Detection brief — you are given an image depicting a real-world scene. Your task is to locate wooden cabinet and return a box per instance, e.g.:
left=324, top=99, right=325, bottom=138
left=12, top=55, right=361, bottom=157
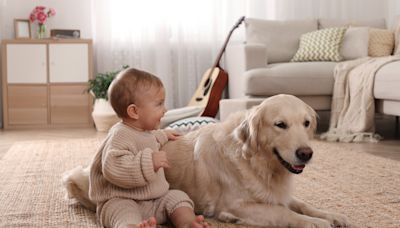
left=2, top=39, right=93, bottom=129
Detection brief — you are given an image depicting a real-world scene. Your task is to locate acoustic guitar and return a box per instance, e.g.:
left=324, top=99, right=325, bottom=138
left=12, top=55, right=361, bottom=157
left=188, top=16, right=245, bottom=117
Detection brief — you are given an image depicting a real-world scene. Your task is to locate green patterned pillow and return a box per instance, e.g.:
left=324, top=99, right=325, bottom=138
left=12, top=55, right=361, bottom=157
left=291, top=27, right=347, bottom=62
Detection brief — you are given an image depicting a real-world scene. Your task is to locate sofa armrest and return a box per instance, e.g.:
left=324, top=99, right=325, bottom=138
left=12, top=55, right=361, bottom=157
left=225, top=43, right=267, bottom=98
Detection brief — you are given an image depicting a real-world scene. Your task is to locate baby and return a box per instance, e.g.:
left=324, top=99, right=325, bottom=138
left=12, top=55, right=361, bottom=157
left=88, top=68, right=209, bottom=228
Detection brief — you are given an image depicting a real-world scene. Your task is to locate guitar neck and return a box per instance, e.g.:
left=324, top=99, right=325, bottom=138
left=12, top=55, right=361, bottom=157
left=208, top=16, right=245, bottom=74
left=211, top=28, right=237, bottom=68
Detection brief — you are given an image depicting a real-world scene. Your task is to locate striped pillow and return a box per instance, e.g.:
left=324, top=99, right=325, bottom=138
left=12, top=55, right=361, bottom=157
left=291, top=27, right=347, bottom=62
left=166, top=117, right=218, bottom=134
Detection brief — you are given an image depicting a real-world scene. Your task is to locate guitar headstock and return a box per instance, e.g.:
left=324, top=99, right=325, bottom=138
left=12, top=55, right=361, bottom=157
left=233, top=16, right=245, bottom=29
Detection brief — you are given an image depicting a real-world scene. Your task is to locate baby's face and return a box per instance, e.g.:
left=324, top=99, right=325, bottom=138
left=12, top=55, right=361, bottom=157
left=135, top=86, right=167, bottom=130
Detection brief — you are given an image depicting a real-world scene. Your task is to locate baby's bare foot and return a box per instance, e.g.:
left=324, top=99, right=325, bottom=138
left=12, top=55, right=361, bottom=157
left=136, top=217, right=157, bottom=228
left=189, top=215, right=210, bottom=228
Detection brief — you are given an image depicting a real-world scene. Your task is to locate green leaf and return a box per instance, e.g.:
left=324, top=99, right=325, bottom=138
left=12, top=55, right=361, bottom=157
left=87, top=65, right=129, bottom=100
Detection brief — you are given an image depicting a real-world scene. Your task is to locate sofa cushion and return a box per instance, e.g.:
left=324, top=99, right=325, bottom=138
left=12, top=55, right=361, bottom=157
left=318, top=18, right=386, bottom=29
left=245, top=18, right=318, bottom=64
left=368, top=28, right=394, bottom=57
left=244, top=62, right=337, bottom=96
left=340, top=27, right=369, bottom=60
left=291, top=27, right=347, bottom=62
left=374, top=61, right=400, bottom=100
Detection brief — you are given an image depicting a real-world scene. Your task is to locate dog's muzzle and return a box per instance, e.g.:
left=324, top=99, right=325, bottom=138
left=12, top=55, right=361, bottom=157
left=273, top=148, right=312, bottom=174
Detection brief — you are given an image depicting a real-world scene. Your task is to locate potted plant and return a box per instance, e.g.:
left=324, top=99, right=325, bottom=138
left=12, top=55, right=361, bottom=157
left=88, top=65, right=128, bottom=131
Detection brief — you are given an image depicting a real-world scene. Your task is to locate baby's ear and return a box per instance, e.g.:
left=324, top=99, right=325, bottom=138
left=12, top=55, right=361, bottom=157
left=126, top=104, right=139, bottom=119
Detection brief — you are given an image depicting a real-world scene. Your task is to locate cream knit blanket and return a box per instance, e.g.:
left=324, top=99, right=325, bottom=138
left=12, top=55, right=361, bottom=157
left=321, top=55, right=400, bottom=143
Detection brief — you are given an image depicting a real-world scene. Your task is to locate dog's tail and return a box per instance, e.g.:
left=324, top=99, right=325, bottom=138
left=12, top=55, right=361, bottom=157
left=62, top=166, right=96, bottom=212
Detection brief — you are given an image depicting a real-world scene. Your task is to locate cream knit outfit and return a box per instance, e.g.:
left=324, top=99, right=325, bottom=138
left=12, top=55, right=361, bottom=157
left=89, top=122, right=193, bottom=227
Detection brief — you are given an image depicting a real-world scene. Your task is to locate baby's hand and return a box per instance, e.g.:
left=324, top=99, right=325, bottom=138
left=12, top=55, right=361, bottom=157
left=152, top=150, right=170, bottom=172
left=164, top=129, right=181, bottom=141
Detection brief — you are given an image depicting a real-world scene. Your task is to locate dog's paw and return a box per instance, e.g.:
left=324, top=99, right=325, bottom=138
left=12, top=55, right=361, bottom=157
left=323, top=212, right=349, bottom=227
left=203, top=205, right=215, bottom=217
left=217, top=211, right=241, bottom=223
left=296, top=217, right=331, bottom=228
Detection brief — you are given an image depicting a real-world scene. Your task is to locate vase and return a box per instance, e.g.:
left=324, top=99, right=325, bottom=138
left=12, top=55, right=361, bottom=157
left=91, top=98, right=120, bottom=132
left=38, top=24, right=46, bottom=39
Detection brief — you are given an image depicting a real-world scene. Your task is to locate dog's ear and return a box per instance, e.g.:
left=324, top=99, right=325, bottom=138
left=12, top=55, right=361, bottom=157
left=306, top=104, right=318, bottom=136
left=233, top=106, right=261, bottom=159
left=247, top=108, right=261, bottom=152
left=234, top=119, right=249, bottom=143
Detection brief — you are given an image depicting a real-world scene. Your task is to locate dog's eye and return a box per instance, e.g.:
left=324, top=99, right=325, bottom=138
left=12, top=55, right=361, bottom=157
left=304, top=120, right=310, bottom=128
left=275, top=122, right=287, bottom=129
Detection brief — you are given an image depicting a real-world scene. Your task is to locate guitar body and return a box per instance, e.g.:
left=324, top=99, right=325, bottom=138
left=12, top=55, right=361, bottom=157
left=188, top=67, right=228, bottom=117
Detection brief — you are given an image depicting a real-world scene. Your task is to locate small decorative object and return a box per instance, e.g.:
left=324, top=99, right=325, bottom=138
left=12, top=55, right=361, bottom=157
left=29, top=6, right=56, bottom=39
left=14, top=19, right=31, bottom=39
left=88, top=65, right=129, bottom=132
left=50, top=29, right=80, bottom=39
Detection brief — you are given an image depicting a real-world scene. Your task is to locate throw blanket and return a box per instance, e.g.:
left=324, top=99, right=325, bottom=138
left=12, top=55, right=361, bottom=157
left=321, top=55, right=400, bottom=143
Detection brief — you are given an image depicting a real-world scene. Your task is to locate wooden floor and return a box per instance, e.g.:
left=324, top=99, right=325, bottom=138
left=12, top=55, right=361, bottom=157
left=0, top=127, right=106, bottom=158
left=1, top=113, right=400, bottom=161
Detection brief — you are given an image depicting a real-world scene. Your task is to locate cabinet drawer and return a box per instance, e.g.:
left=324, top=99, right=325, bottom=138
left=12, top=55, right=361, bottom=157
left=7, top=85, right=48, bottom=125
left=50, top=85, right=91, bottom=124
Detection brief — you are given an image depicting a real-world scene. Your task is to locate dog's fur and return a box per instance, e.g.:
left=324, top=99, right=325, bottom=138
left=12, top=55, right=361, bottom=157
left=63, top=94, right=348, bottom=227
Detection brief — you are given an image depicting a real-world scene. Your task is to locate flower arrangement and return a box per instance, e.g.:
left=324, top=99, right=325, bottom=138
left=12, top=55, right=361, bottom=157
left=29, top=6, right=56, bottom=38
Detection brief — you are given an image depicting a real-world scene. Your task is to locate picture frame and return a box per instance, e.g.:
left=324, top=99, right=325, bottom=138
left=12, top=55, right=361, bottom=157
left=14, top=19, right=31, bottom=39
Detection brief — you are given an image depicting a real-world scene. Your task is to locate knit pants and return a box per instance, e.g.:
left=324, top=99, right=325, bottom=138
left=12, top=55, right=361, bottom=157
left=99, top=190, right=194, bottom=228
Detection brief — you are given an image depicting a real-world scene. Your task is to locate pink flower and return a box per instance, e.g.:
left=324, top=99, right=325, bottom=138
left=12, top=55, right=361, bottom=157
left=29, top=6, right=55, bottom=25
left=36, top=11, right=47, bottom=24
left=48, top=8, right=56, bottom=17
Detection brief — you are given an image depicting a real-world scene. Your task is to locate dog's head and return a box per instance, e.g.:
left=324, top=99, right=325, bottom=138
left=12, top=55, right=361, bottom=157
left=234, top=94, right=317, bottom=174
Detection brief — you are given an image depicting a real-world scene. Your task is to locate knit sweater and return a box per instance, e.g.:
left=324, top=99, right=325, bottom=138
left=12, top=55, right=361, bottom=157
left=89, top=122, right=170, bottom=204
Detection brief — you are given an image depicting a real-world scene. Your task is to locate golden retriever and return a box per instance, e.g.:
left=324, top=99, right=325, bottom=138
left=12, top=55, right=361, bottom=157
left=63, top=94, right=348, bottom=227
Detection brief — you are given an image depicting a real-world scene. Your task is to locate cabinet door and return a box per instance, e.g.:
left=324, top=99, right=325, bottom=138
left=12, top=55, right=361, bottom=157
left=7, top=85, right=48, bottom=125
left=7, top=44, right=47, bottom=83
left=50, top=85, right=91, bottom=124
left=49, top=44, right=89, bottom=83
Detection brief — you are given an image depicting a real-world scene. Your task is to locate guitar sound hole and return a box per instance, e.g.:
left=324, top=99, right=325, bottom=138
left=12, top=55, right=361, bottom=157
left=203, top=79, right=212, bottom=96
left=203, top=86, right=210, bottom=96
left=204, top=78, right=211, bottom=88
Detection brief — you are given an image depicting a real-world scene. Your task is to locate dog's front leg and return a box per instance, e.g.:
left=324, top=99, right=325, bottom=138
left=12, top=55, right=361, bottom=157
left=289, top=197, right=348, bottom=227
left=226, top=203, right=332, bottom=228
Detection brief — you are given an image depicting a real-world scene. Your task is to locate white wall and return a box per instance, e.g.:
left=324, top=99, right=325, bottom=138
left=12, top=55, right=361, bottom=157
left=0, top=0, right=92, bottom=39
left=274, top=0, right=390, bottom=21
left=387, top=0, right=400, bottom=28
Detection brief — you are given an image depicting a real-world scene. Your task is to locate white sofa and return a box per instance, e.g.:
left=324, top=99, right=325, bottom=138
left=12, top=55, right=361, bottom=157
left=221, top=18, right=400, bottom=121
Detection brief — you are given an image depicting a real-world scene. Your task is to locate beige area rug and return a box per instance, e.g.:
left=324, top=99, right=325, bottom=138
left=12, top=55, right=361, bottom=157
left=0, top=139, right=399, bottom=227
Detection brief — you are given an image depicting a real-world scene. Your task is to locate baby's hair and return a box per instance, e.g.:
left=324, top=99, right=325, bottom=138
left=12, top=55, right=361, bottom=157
left=108, top=68, right=163, bottom=118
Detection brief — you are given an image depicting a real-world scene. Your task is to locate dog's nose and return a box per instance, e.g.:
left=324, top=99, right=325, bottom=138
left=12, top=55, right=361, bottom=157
left=295, top=147, right=313, bottom=162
